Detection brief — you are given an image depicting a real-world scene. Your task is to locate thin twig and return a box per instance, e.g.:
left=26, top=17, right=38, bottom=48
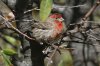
left=82, top=0, right=100, bottom=21
left=47, top=33, right=67, bottom=66
left=24, top=5, right=85, bottom=14
left=0, top=15, right=34, bottom=40
left=53, top=4, right=85, bottom=8
left=7, top=22, right=34, bottom=40
left=62, top=40, right=100, bottom=47
left=66, top=0, right=100, bottom=34
left=24, top=7, right=40, bottom=14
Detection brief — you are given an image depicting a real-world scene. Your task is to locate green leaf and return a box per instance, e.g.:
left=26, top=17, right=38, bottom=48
left=58, top=49, right=73, bottom=66
left=0, top=51, right=13, bottom=66
left=39, top=0, right=53, bottom=22
left=3, top=35, right=20, bottom=46
left=4, top=35, right=16, bottom=45
left=3, top=49, right=17, bottom=56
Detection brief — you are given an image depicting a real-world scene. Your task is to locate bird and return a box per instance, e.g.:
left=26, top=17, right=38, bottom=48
left=32, top=13, right=66, bottom=45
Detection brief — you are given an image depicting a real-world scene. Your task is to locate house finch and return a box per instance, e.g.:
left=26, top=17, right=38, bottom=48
left=32, top=13, right=66, bottom=44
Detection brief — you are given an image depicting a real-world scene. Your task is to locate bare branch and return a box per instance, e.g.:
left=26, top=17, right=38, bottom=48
left=0, top=15, right=35, bottom=40
left=82, top=0, right=100, bottom=21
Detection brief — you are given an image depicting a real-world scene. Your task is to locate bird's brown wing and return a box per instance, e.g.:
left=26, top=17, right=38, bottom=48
left=32, top=22, right=54, bottom=29
left=32, top=28, right=54, bottom=41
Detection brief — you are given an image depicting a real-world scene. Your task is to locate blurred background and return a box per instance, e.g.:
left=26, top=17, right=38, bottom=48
left=0, top=0, right=100, bottom=66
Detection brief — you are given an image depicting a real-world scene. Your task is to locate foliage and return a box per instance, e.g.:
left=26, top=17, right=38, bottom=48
left=0, top=34, right=20, bottom=66
left=0, top=51, right=13, bottom=66
left=58, top=49, right=73, bottom=66
left=3, top=49, right=17, bottom=56
left=39, top=0, right=53, bottom=22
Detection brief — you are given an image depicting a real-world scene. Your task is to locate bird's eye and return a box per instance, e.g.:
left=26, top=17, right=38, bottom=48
left=56, top=18, right=58, bottom=19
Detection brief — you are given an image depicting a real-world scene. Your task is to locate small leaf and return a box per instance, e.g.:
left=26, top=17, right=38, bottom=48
left=3, top=35, right=20, bottom=46
left=3, top=49, right=17, bottom=56
left=4, top=35, right=16, bottom=44
left=39, top=0, right=53, bottom=22
left=0, top=51, right=13, bottom=66
left=58, top=49, right=73, bottom=66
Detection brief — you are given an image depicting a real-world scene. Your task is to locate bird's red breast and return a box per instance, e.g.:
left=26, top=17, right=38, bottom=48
left=54, top=20, right=63, bottom=33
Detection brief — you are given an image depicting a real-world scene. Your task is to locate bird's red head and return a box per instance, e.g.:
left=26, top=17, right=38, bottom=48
left=49, top=13, right=64, bottom=33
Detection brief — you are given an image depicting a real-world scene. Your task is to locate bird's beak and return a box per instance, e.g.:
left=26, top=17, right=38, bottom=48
left=58, top=17, right=64, bottom=22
